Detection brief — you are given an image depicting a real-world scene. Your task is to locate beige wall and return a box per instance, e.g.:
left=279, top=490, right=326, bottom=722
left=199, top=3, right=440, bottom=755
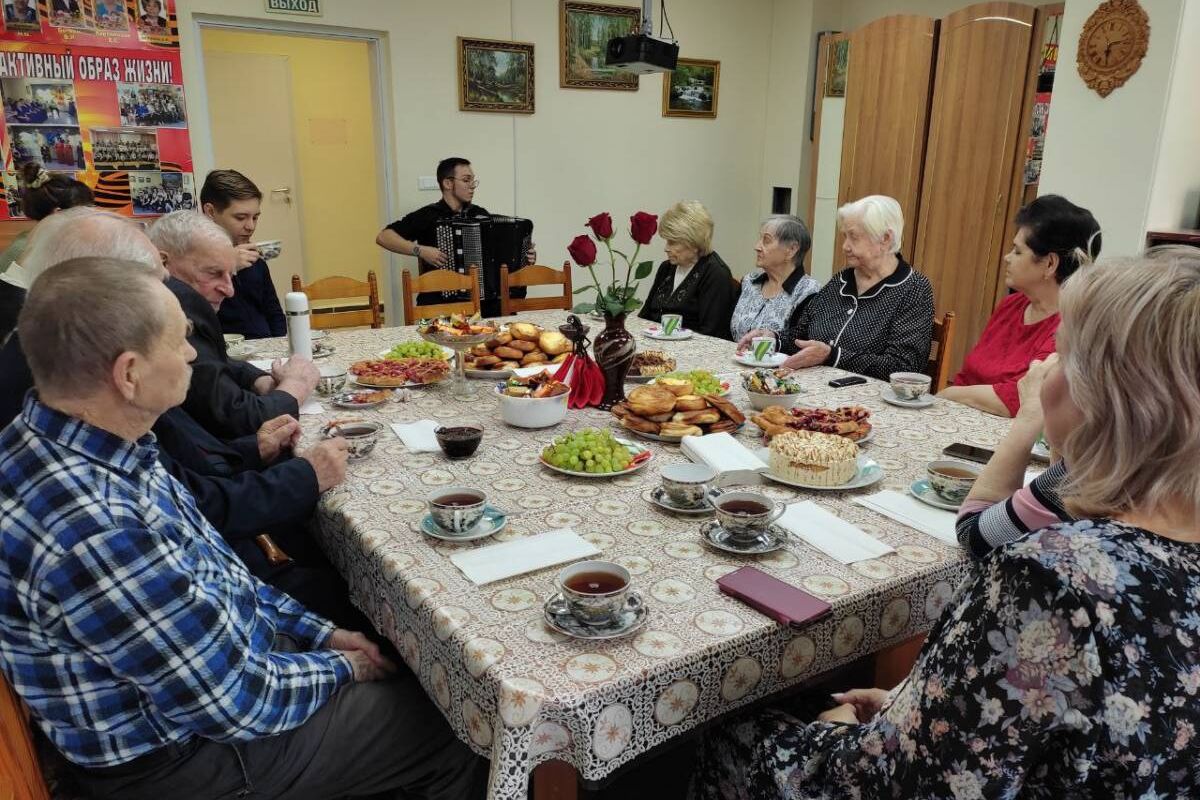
left=176, top=0, right=783, bottom=318
left=1147, top=0, right=1200, bottom=232
left=1039, top=0, right=1190, bottom=255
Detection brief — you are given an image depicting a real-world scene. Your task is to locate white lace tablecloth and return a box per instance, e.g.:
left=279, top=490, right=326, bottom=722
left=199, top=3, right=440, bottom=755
left=268, top=312, right=1013, bottom=799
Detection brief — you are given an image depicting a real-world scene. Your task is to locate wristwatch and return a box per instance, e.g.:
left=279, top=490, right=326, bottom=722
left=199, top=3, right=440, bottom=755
left=412, top=244, right=421, bottom=258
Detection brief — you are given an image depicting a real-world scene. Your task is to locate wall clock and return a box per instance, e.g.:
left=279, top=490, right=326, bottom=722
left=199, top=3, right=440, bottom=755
left=1077, top=0, right=1150, bottom=97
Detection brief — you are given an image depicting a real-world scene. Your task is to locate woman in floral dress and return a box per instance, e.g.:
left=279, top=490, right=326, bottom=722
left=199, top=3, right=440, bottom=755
left=692, top=246, right=1200, bottom=799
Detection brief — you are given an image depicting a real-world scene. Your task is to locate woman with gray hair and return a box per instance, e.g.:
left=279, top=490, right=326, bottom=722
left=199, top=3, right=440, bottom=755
left=692, top=246, right=1200, bottom=798
left=729, top=215, right=820, bottom=342
left=737, top=195, right=933, bottom=380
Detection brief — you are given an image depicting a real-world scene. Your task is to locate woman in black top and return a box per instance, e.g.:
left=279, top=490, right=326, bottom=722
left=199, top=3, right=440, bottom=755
left=638, top=201, right=738, bottom=340
left=741, top=195, right=933, bottom=379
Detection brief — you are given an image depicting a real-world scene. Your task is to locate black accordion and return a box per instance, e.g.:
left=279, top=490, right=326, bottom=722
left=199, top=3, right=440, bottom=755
left=433, top=215, right=532, bottom=317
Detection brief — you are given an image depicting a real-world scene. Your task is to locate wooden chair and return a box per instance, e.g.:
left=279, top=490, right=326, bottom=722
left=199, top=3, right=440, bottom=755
left=928, top=311, right=956, bottom=392
left=290, top=271, right=382, bottom=330
left=0, top=672, right=50, bottom=800
left=499, top=261, right=572, bottom=316
left=401, top=266, right=480, bottom=324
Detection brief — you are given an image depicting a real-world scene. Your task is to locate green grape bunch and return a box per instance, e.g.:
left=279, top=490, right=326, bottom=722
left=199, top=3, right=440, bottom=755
left=386, top=341, right=450, bottom=360
left=541, top=428, right=634, bottom=474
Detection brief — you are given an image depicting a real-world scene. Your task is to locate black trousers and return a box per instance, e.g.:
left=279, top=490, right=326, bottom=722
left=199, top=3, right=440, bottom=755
left=73, top=672, right=488, bottom=800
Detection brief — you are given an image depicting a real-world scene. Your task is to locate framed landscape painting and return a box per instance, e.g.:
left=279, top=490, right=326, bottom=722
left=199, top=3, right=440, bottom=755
left=663, top=58, right=720, bottom=118
left=560, top=1, right=641, bottom=90
left=458, top=37, right=535, bottom=114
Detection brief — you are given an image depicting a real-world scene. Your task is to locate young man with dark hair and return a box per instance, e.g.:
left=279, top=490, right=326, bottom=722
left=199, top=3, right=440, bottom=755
left=376, top=157, right=537, bottom=315
left=200, top=168, right=286, bottom=339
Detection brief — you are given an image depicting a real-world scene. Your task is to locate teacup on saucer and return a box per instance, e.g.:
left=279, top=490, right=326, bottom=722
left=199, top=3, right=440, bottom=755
left=543, top=592, right=647, bottom=640
left=418, top=507, right=507, bottom=541
left=700, top=520, right=787, bottom=554
left=648, top=485, right=719, bottom=515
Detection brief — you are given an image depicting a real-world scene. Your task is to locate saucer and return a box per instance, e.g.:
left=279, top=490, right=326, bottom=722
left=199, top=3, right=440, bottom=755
left=648, top=485, right=720, bottom=515
left=1031, top=438, right=1051, bottom=462
left=644, top=326, right=693, bottom=341
left=543, top=592, right=648, bottom=640
left=909, top=479, right=961, bottom=511
left=700, top=520, right=788, bottom=554
left=418, top=506, right=508, bottom=542
left=734, top=351, right=787, bottom=368
left=312, top=342, right=335, bottom=359
left=880, top=386, right=935, bottom=408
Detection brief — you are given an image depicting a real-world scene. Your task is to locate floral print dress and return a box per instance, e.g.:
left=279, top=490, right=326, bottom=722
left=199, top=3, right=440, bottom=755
left=692, top=519, right=1200, bottom=799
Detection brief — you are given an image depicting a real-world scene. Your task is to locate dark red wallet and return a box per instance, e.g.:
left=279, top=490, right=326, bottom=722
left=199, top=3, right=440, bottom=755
left=717, top=566, right=832, bottom=630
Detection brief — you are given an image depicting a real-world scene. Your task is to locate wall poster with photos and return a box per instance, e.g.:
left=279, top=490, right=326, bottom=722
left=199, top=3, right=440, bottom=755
left=458, top=37, right=534, bottom=114
left=560, top=1, right=640, bottom=90
left=0, top=0, right=194, bottom=220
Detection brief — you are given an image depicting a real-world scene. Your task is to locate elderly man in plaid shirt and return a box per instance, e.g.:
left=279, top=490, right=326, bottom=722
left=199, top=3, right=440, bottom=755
left=0, top=257, right=485, bottom=799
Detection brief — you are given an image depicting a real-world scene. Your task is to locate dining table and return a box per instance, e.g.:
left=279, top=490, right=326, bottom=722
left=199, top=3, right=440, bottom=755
left=255, top=311, right=1017, bottom=799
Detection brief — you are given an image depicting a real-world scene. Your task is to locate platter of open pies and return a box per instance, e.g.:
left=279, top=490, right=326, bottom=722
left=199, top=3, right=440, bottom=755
left=611, top=383, right=745, bottom=442
left=349, top=357, right=451, bottom=388
left=463, top=321, right=572, bottom=377
left=751, top=404, right=873, bottom=443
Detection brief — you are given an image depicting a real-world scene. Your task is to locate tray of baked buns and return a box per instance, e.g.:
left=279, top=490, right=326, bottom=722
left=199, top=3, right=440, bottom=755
left=611, top=382, right=745, bottom=442
left=751, top=404, right=873, bottom=443
left=463, top=321, right=573, bottom=378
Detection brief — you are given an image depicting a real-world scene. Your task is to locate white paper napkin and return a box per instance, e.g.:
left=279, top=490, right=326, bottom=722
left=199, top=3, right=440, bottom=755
left=854, top=491, right=959, bottom=546
left=449, top=529, right=600, bottom=585
left=681, top=432, right=766, bottom=474
left=512, top=364, right=552, bottom=378
left=777, top=501, right=895, bottom=563
left=248, top=358, right=274, bottom=371
left=390, top=420, right=442, bottom=453
left=299, top=398, right=324, bottom=416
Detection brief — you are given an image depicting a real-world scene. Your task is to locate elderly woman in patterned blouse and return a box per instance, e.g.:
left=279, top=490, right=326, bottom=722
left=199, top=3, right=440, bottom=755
left=692, top=245, right=1200, bottom=799
left=729, top=216, right=820, bottom=342
left=737, top=195, right=933, bottom=380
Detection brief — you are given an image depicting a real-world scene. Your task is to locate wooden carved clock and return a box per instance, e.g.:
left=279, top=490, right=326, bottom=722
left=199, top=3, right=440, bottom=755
left=1077, top=0, right=1150, bottom=97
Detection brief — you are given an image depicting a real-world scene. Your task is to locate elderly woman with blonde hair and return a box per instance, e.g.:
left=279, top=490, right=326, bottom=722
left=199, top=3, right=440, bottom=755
left=738, top=195, right=933, bottom=379
left=637, top=200, right=738, bottom=340
left=693, top=246, right=1200, bottom=799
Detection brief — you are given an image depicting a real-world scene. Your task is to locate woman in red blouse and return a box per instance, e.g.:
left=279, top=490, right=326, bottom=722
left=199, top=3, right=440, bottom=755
left=940, top=195, right=1100, bottom=416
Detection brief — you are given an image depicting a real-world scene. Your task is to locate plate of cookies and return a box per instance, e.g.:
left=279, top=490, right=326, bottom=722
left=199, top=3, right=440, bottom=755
left=462, top=321, right=573, bottom=377
left=611, top=383, right=746, bottom=442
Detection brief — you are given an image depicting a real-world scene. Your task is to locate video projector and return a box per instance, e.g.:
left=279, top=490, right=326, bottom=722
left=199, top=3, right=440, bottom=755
left=605, top=34, right=679, bottom=74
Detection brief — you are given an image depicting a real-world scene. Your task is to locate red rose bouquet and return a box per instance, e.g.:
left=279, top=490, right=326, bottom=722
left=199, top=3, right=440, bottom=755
left=568, top=211, right=658, bottom=318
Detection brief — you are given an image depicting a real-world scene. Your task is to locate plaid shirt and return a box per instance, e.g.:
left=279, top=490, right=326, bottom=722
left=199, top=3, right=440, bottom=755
left=0, top=396, right=353, bottom=768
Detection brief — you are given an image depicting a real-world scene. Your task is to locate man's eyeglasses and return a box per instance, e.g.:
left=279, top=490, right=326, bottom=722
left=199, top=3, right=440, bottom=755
left=456, top=177, right=480, bottom=189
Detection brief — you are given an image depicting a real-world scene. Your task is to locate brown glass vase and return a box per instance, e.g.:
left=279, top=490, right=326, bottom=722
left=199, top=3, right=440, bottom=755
left=592, top=313, right=636, bottom=410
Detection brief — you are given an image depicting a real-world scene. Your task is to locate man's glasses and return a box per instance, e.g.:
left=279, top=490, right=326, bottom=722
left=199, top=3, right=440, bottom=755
left=456, top=177, right=480, bottom=189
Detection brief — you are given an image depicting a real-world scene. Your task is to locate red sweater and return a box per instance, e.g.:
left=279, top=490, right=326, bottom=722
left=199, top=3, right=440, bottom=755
left=951, top=292, right=1059, bottom=415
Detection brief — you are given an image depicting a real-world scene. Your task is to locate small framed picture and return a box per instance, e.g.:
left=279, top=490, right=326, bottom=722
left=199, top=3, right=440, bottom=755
left=560, top=1, right=640, bottom=90
left=458, top=37, right=535, bottom=114
left=826, top=39, right=849, bottom=97
left=662, top=58, right=720, bottom=119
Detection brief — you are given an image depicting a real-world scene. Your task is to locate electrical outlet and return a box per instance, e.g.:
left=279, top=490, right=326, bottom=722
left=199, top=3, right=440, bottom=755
left=417, top=176, right=438, bottom=191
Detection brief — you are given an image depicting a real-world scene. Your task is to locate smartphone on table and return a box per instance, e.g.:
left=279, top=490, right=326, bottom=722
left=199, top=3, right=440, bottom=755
left=943, top=442, right=995, bottom=465
left=828, top=376, right=868, bottom=388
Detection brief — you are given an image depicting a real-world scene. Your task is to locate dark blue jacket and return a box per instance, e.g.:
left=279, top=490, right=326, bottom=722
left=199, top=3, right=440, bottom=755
left=217, top=258, right=286, bottom=339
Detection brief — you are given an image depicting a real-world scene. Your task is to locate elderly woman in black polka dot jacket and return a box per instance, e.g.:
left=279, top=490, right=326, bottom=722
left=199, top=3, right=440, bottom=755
left=738, top=195, right=934, bottom=381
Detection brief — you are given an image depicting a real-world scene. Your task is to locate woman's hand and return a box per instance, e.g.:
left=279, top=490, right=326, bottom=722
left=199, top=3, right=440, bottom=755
left=1015, top=353, right=1057, bottom=423
left=782, top=340, right=831, bottom=370
left=830, top=688, right=890, bottom=722
left=817, top=703, right=859, bottom=724
left=735, top=328, right=772, bottom=353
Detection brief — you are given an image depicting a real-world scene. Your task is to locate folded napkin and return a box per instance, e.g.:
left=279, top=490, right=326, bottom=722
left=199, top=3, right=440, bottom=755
left=854, top=491, right=959, bottom=546
left=299, top=398, right=325, bottom=416
left=248, top=358, right=274, bottom=371
left=449, top=529, right=600, bottom=585
left=777, top=501, right=895, bottom=563
left=390, top=420, right=442, bottom=453
left=512, top=364, right=551, bottom=378
left=681, top=432, right=767, bottom=474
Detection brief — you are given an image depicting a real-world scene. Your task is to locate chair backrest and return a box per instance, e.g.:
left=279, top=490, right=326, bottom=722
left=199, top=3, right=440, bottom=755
left=928, top=310, right=956, bottom=392
left=401, top=266, right=481, bottom=323
left=0, top=672, right=50, bottom=800
left=290, top=272, right=382, bottom=330
left=499, top=261, right=573, bottom=316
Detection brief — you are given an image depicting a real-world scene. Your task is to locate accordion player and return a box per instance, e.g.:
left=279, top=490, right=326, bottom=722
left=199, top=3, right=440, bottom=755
left=430, top=215, right=533, bottom=317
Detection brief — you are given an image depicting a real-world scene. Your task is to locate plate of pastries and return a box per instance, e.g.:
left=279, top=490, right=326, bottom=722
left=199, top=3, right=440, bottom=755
left=756, top=429, right=882, bottom=490
left=418, top=313, right=498, bottom=345
left=349, top=357, right=451, bottom=388
left=625, top=350, right=677, bottom=383
left=612, top=382, right=745, bottom=442
left=751, top=404, right=873, bottom=443
left=463, top=321, right=572, bottom=377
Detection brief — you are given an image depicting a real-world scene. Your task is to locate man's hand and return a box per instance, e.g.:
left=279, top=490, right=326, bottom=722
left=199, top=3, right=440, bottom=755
left=420, top=246, right=448, bottom=268
left=817, top=703, right=859, bottom=724
left=272, top=356, right=320, bottom=402
left=253, top=375, right=277, bottom=395
left=525, top=242, right=538, bottom=265
left=830, top=688, right=890, bottom=722
left=300, top=437, right=349, bottom=492
left=257, top=414, right=301, bottom=462
left=782, top=339, right=831, bottom=370
left=234, top=243, right=260, bottom=272
left=330, top=628, right=398, bottom=683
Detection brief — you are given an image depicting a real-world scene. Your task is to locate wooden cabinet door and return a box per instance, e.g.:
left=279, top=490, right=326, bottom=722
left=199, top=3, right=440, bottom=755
left=838, top=14, right=937, bottom=264
left=914, top=2, right=1036, bottom=374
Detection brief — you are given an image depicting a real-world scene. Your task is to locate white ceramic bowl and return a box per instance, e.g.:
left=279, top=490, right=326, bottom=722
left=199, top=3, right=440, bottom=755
left=495, top=385, right=570, bottom=428
left=745, top=390, right=804, bottom=411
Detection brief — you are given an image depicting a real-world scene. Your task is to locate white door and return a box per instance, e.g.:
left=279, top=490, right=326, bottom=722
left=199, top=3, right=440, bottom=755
left=201, top=50, right=306, bottom=301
